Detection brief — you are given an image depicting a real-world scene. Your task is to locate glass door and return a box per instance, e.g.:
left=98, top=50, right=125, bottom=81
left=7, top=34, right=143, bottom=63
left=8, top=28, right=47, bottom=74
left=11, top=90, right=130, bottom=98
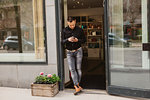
left=106, top=0, right=150, bottom=98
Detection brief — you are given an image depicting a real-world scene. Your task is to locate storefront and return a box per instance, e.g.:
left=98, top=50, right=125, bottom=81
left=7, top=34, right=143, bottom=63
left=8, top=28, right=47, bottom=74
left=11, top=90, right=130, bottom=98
left=0, top=0, right=150, bottom=99
left=56, top=0, right=150, bottom=98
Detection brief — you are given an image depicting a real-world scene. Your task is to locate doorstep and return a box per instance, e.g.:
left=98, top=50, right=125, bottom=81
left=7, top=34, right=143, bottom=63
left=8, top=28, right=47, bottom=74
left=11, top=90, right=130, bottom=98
left=63, top=89, right=149, bottom=100
left=64, top=88, right=107, bottom=95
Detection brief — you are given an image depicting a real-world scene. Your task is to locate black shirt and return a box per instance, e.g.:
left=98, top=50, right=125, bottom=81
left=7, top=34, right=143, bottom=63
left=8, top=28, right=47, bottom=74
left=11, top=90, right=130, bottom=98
left=61, top=26, right=86, bottom=50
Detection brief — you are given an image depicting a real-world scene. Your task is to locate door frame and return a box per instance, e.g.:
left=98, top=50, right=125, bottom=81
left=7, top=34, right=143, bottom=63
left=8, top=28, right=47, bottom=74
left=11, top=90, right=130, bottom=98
left=55, top=0, right=109, bottom=90
left=55, top=0, right=65, bottom=90
left=105, top=0, right=150, bottom=98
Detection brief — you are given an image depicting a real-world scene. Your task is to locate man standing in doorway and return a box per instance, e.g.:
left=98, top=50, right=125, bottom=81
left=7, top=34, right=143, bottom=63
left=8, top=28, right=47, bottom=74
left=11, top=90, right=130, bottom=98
left=61, top=16, right=86, bottom=94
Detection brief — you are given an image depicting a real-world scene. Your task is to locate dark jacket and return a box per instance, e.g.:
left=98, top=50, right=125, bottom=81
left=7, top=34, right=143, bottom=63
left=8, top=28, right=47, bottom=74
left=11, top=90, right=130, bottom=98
left=61, top=26, right=86, bottom=50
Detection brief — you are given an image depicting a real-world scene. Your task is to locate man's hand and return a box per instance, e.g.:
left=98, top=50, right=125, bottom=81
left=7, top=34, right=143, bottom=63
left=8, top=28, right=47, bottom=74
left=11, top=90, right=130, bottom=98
left=68, top=37, right=78, bottom=42
left=68, top=37, right=75, bottom=42
left=73, top=38, right=78, bottom=42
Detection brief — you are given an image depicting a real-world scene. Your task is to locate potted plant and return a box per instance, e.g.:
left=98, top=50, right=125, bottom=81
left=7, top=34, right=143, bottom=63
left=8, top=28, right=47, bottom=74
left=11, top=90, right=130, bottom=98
left=31, top=72, right=60, bottom=97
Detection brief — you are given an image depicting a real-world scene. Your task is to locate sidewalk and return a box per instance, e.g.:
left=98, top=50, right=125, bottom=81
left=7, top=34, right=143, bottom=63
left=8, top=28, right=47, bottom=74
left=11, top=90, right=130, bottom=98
left=0, top=87, right=149, bottom=100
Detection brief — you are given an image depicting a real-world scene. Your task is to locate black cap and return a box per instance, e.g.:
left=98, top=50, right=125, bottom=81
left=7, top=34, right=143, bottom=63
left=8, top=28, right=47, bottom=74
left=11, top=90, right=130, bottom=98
left=67, top=16, right=76, bottom=22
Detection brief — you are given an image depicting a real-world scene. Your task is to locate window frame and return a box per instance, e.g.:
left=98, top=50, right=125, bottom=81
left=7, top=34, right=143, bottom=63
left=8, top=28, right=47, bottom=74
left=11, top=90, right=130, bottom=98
left=0, top=0, right=48, bottom=64
left=106, top=0, right=150, bottom=99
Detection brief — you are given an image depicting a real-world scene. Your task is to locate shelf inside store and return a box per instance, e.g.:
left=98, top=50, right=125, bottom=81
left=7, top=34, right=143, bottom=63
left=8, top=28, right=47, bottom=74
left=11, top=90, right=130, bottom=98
left=88, top=35, right=102, bottom=37
left=87, top=42, right=100, bottom=43
left=87, top=28, right=102, bottom=30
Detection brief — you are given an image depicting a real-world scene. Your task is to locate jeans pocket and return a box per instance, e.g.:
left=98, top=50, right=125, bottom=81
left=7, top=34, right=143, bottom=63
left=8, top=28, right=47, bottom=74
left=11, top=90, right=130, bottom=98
left=67, top=51, right=72, bottom=57
left=77, top=48, right=83, bottom=57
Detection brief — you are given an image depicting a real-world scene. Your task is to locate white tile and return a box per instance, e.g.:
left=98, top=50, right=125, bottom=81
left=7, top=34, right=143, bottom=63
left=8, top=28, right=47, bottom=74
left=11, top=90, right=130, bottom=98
left=0, top=65, right=18, bottom=87
left=46, top=6, right=57, bottom=65
left=46, top=0, right=55, bottom=6
left=17, top=65, right=58, bottom=88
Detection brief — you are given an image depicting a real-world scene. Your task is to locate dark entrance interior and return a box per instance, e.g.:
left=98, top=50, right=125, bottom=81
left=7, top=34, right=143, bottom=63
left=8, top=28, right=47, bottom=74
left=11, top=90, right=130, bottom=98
left=62, top=0, right=106, bottom=90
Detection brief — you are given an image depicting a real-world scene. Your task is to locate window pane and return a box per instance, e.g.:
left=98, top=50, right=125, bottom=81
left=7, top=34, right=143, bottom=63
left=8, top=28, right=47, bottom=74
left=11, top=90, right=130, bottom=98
left=109, top=0, right=150, bottom=89
left=0, top=0, right=46, bottom=62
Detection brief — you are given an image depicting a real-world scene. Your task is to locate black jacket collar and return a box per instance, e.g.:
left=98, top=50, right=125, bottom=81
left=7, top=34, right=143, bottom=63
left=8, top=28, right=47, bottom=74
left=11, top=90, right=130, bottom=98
left=67, top=26, right=77, bottom=31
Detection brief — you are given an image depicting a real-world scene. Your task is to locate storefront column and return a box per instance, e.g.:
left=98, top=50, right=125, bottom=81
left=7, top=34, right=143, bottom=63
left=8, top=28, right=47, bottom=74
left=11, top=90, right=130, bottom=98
left=142, top=0, right=150, bottom=69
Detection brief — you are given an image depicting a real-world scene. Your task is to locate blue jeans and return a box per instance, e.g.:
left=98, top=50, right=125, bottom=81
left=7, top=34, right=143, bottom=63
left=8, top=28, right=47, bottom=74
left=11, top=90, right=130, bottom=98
left=67, top=47, right=83, bottom=86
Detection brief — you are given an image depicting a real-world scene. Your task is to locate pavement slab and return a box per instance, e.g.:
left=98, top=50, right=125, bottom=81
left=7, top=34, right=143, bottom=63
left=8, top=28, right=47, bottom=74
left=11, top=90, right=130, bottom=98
left=0, top=87, right=150, bottom=100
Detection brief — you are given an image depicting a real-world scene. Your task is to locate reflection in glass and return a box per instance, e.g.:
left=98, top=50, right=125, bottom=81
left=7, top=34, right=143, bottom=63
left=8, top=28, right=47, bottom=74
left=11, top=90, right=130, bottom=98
left=109, top=0, right=150, bottom=89
left=109, top=0, right=142, bottom=67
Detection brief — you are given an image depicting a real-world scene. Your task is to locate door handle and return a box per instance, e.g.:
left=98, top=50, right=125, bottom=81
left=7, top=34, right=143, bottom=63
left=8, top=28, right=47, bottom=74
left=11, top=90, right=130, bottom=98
left=103, top=0, right=105, bottom=7
left=143, top=43, right=150, bottom=51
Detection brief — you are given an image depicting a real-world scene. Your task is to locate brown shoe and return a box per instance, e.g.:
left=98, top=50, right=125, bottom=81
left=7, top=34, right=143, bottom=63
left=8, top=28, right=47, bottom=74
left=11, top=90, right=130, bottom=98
left=74, top=85, right=81, bottom=93
left=78, top=84, right=83, bottom=91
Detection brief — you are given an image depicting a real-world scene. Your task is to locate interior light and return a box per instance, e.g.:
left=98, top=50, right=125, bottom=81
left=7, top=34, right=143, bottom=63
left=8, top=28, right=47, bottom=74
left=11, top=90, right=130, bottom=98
left=77, top=1, right=80, bottom=4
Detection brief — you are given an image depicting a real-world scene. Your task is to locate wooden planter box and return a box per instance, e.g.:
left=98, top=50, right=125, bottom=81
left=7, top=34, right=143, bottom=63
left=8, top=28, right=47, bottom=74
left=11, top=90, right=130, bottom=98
left=31, top=82, right=59, bottom=97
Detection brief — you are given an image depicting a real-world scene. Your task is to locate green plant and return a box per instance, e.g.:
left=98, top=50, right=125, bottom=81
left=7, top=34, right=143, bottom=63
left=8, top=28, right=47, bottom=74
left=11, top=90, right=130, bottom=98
left=34, top=72, right=60, bottom=84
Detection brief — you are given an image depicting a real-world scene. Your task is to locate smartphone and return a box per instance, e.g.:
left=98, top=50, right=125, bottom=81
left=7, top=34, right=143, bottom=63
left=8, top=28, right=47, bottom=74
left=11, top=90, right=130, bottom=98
left=72, top=36, right=75, bottom=39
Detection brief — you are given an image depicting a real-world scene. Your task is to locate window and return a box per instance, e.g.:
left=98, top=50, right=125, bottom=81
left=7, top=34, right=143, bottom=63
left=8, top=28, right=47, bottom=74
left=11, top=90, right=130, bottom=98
left=0, top=0, right=46, bottom=63
left=108, top=0, right=150, bottom=89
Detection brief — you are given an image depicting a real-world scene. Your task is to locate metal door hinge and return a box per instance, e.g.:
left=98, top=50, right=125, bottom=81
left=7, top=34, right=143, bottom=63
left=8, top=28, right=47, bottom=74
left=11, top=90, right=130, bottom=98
left=103, top=0, right=105, bottom=7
